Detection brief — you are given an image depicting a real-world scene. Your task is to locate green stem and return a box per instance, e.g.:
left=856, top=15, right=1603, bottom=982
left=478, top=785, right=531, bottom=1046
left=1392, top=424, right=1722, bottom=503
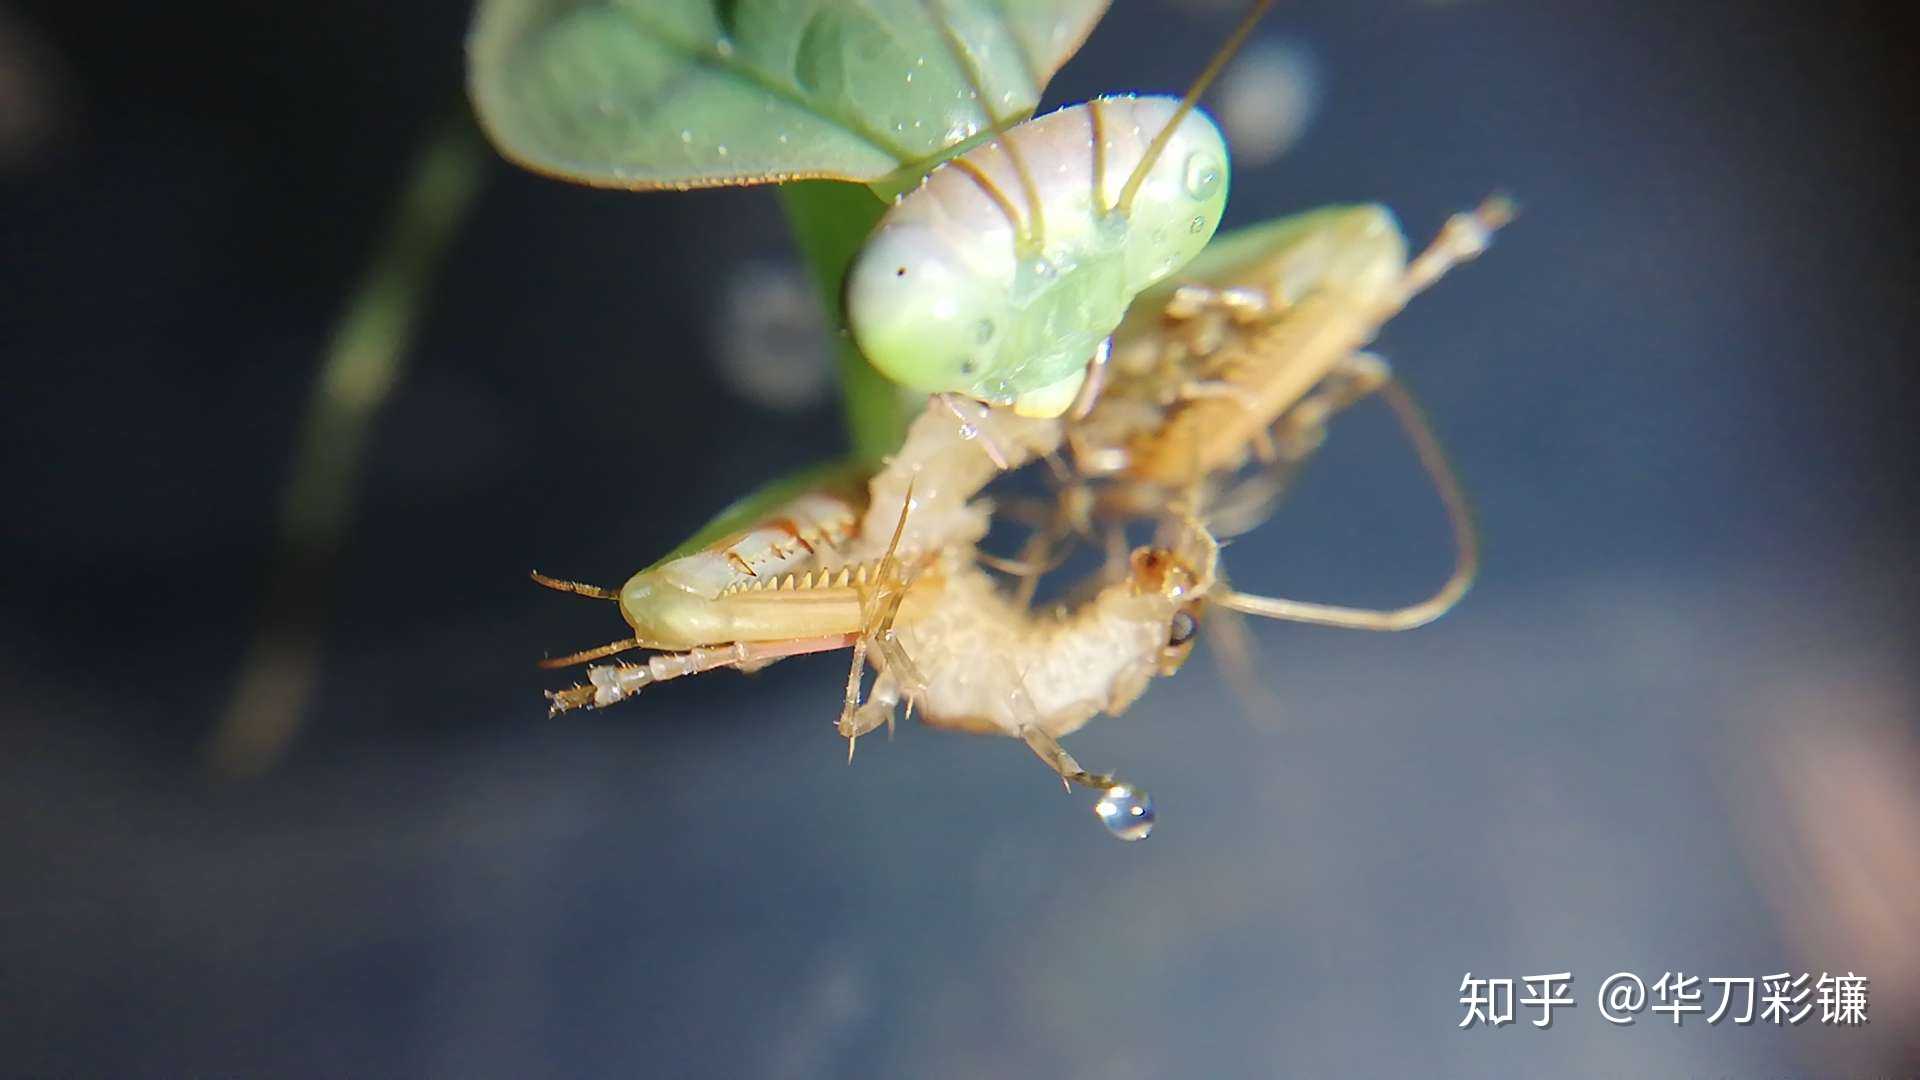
left=776, top=180, right=914, bottom=464
left=207, top=116, right=488, bottom=776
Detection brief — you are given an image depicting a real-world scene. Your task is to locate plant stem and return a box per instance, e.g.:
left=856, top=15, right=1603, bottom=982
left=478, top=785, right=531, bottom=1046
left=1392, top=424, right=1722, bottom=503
left=776, top=180, right=914, bottom=464
left=206, top=116, right=487, bottom=776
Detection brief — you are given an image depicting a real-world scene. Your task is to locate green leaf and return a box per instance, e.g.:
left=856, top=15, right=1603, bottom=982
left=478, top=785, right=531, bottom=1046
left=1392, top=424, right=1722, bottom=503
left=468, top=0, right=1111, bottom=191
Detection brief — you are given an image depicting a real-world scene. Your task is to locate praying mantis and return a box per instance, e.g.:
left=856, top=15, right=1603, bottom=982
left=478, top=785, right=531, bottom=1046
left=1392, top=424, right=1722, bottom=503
left=473, top=1, right=1510, bottom=837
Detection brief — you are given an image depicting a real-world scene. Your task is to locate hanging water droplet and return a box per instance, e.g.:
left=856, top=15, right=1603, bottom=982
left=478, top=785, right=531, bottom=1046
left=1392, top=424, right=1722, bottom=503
left=1183, top=151, right=1223, bottom=201
left=713, top=38, right=735, bottom=59
left=1094, top=784, right=1154, bottom=841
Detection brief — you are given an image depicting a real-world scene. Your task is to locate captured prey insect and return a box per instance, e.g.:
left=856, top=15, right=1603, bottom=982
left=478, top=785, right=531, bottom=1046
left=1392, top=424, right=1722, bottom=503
left=1048, top=196, right=1515, bottom=632
left=532, top=396, right=1217, bottom=838
left=845, top=0, right=1277, bottom=417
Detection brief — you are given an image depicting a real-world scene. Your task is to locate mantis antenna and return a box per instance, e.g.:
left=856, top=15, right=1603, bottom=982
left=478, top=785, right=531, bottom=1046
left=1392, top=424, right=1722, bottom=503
left=846, top=0, right=1283, bottom=417
left=1115, top=0, right=1280, bottom=217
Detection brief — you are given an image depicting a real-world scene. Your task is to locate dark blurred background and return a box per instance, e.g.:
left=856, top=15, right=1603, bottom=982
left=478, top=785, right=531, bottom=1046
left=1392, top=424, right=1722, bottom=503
left=3, top=0, right=1916, bottom=1075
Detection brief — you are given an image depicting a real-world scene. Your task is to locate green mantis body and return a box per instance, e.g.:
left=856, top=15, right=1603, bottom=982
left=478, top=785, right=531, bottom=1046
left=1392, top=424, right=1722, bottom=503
left=471, top=0, right=1273, bottom=426
left=483, top=1, right=1512, bottom=838
left=844, top=95, right=1231, bottom=417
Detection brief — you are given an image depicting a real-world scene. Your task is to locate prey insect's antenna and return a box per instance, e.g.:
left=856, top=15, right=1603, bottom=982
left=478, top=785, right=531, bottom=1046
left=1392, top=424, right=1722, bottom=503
left=529, top=571, right=618, bottom=600
left=1114, top=0, right=1278, bottom=217
left=1215, top=373, right=1479, bottom=631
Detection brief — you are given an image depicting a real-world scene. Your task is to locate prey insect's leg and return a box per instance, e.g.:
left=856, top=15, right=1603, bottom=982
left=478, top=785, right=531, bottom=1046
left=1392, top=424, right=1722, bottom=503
left=1019, top=721, right=1157, bottom=841
left=840, top=669, right=900, bottom=741
left=1019, top=724, right=1115, bottom=791
left=1395, top=195, right=1516, bottom=306
left=1217, top=361, right=1480, bottom=631
left=548, top=633, right=859, bottom=715
left=1001, top=516, right=1079, bottom=608
left=841, top=478, right=918, bottom=760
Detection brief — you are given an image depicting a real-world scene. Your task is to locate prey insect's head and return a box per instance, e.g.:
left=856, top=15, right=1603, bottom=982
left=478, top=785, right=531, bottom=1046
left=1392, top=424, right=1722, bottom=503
left=1159, top=605, right=1204, bottom=674
left=1127, top=543, right=1215, bottom=676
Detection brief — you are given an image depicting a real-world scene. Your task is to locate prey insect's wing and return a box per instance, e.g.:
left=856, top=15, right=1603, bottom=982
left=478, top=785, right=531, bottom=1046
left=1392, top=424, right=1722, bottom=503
left=468, top=0, right=1111, bottom=193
